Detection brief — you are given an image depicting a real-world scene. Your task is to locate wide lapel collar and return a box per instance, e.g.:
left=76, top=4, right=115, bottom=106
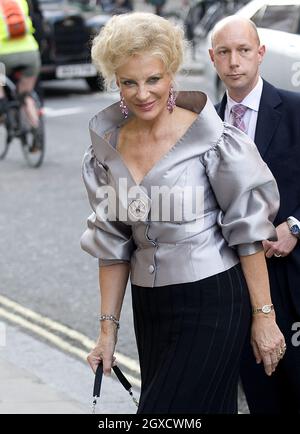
left=254, top=80, right=282, bottom=157
left=89, top=102, right=137, bottom=189
left=88, top=92, right=224, bottom=193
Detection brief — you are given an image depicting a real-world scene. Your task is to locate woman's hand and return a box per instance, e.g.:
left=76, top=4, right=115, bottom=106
left=87, top=323, right=118, bottom=376
left=250, top=314, right=286, bottom=376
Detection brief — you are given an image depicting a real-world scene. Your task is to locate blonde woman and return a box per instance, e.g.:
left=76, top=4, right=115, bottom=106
left=81, top=12, right=285, bottom=414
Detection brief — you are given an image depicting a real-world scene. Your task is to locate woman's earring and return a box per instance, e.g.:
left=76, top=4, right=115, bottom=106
left=167, top=86, right=176, bottom=113
left=120, top=94, right=129, bottom=119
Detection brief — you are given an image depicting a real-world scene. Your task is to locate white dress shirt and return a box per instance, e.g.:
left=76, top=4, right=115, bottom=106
left=225, top=77, right=263, bottom=141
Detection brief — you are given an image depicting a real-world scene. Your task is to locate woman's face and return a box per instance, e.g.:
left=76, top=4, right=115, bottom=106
left=116, top=53, right=173, bottom=121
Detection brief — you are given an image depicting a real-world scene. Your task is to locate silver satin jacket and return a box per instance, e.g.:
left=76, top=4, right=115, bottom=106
left=80, top=91, right=279, bottom=287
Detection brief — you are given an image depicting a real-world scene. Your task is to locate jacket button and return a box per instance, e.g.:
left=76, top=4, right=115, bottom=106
left=148, top=265, right=155, bottom=274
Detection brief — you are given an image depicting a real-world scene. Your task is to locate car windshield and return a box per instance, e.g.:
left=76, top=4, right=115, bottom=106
left=251, top=4, right=300, bottom=34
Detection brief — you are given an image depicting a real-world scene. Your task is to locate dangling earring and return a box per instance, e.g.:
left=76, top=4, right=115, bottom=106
left=167, top=86, right=176, bottom=113
left=120, top=93, right=129, bottom=119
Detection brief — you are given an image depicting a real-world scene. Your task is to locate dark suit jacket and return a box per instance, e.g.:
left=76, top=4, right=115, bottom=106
left=216, top=80, right=300, bottom=314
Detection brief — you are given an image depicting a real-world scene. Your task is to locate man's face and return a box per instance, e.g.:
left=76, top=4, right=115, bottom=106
left=209, top=22, right=265, bottom=98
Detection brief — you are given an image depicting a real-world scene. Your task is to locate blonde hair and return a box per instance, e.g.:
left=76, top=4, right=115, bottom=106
left=91, top=12, right=187, bottom=89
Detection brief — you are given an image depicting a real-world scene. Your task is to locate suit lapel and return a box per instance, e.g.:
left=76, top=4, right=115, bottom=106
left=254, top=81, right=282, bottom=157
left=216, top=94, right=227, bottom=120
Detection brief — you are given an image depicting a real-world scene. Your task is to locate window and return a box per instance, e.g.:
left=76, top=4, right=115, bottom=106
left=251, top=5, right=300, bottom=34
left=251, top=6, right=267, bottom=27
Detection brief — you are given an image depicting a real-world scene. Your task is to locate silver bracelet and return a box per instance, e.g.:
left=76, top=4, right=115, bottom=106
left=99, top=314, right=120, bottom=329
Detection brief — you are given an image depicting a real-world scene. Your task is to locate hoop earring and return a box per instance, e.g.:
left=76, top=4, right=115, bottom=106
left=167, top=86, right=176, bottom=113
left=120, top=93, right=129, bottom=119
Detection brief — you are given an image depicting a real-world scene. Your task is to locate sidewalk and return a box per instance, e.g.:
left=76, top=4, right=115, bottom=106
left=0, top=357, right=87, bottom=414
left=0, top=322, right=136, bottom=414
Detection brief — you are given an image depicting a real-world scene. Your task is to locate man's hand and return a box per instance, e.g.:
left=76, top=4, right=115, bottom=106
left=263, top=222, right=298, bottom=258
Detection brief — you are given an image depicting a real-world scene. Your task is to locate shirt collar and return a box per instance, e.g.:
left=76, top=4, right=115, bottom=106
left=226, top=76, right=263, bottom=113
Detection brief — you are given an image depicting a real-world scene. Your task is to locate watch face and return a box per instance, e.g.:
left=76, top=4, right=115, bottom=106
left=291, top=224, right=300, bottom=235
left=262, top=305, right=271, bottom=314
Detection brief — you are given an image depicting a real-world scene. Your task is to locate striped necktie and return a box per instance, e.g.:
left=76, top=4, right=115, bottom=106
left=231, top=104, right=248, bottom=132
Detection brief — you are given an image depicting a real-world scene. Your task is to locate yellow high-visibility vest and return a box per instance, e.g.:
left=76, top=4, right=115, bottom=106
left=0, top=0, right=38, bottom=55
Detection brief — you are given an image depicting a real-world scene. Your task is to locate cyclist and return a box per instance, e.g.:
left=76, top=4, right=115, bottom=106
left=0, top=0, right=41, bottom=128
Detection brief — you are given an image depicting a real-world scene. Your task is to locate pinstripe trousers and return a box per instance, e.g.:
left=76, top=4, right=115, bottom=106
left=131, top=263, right=251, bottom=414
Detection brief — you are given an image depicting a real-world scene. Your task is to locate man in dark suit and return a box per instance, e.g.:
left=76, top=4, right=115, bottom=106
left=209, top=15, right=300, bottom=414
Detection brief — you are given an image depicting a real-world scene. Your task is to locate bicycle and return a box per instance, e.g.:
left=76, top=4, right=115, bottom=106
left=0, top=67, right=45, bottom=168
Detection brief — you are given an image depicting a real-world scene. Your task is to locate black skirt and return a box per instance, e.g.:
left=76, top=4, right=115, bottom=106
left=131, top=263, right=251, bottom=414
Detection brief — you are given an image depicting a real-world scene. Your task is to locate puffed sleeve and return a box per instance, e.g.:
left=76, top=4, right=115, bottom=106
left=201, top=123, right=279, bottom=256
left=80, top=145, right=135, bottom=265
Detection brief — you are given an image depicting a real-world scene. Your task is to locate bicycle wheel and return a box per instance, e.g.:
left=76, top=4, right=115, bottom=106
left=0, top=113, right=9, bottom=160
left=20, top=92, right=45, bottom=168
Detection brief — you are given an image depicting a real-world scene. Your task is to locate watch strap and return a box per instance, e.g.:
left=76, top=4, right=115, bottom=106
left=252, top=304, right=274, bottom=315
left=287, top=216, right=300, bottom=238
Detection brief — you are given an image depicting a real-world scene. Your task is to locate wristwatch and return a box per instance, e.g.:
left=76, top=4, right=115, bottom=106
left=287, top=216, right=300, bottom=239
left=252, top=304, right=274, bottom=315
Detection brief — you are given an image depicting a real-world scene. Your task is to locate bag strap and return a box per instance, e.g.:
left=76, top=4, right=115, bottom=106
left=92, top=362, right=139, bottom=413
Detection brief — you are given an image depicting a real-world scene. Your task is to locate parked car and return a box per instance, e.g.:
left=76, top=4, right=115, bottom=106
left=203, top=0, right=300, bottom=99
left=33, top=0, right=111, bottom=91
